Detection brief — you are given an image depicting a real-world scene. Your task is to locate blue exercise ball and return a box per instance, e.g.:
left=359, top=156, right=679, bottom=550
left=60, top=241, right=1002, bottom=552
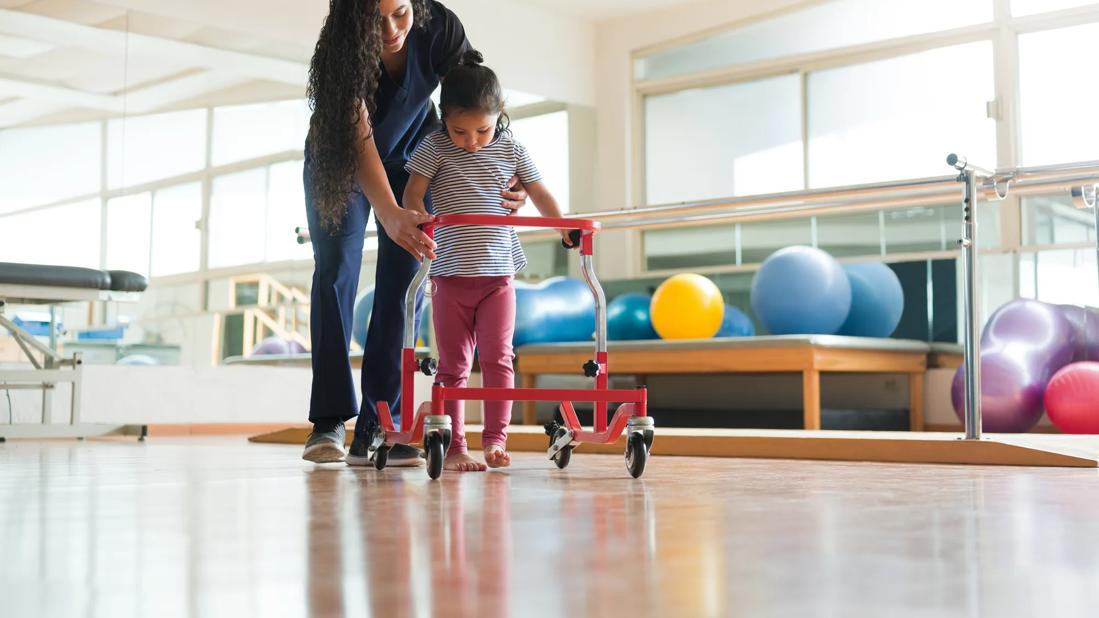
left=838, top=262, right=904, bottom=338
left=351, top=287, right=375, bottom=348
left=716, top=304, right=755, bottom=337
left=607, top=292, right=658, bottom=341
left=750, top=246, right=852, bottom=335
left=117, top=354, right=158, bottom=366
left=351, top=286, right=430, bottom=348
left=514, top=277, right=596, bottom=347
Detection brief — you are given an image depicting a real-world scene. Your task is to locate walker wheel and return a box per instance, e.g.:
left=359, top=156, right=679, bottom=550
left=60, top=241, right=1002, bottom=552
left=551, top=427, right=572, bottom=469
left=374, top=445, right=389, bottom=470
left=625, top=432, right=648, bottom=478
left=426, top=432, right=445, bottom=480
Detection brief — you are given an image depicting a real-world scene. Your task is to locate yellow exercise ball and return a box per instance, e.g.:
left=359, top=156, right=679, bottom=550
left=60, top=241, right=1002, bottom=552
left=650, top=274, right=725, bottom=340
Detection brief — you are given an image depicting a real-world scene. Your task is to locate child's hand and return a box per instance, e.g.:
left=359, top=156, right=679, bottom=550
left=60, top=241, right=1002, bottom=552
left=560, top=229, right=575, bottom=247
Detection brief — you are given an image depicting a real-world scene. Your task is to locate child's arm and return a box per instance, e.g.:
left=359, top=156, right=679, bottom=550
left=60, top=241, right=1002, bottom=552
left=524, top=181, right=575, bottom=247
left=403, top=173, right=431, bottom=216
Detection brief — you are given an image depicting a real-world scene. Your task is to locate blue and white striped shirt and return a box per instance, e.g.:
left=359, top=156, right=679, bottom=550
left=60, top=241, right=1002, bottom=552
left=405, top=130, right=542, bottom=277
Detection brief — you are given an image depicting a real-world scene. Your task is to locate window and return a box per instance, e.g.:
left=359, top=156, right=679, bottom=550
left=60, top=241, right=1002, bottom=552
left=1023, top=195, right=1096, bottom=246
left=816, top=212, right=882, bottom=258
left=510, top=111, right=570, bottom=215
left=644, top=225, right=736, bottom=270
left=209, top=169, right=267, bottom=268
left=0, top=122, right=101, bottom=214
left=634, top=0, right=991, bottom=81
left=211, top=100, right=310, bottom=166
left=1018, top=22, right=1099, bottom=166
left=644, top=75, right=803, bottom=205
left=808, top=42, right=996, bottom=187
left=151, top=183, right=202, bottom=276
left=882, top=206, right=949, bottom=254
left=1012, top=0, right=1099, bottom=16
left=106, top=193, right=153, bottom=274
left=266, top=160, right=313, bottom=263
left=0, top=200, right=101, bottom=267
left=107, top=109, right=206, bottom=189
left=1027, top=248, right=1099, bottom=306
left=739, top=218, right=812, bottom=264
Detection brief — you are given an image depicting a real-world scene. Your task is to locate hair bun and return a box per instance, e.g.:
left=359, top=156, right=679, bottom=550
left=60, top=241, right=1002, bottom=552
left=460, top=49, right=483, bottom=66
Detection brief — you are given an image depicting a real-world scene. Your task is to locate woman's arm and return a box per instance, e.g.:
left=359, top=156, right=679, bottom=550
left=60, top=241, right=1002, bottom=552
left=524, top=181, right=574, bottom=246
left=354, top=100, right=436, bottom=259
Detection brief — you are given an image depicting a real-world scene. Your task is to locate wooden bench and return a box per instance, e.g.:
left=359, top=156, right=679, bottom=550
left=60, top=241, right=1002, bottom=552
left=516, top=335, right=937, bottom=431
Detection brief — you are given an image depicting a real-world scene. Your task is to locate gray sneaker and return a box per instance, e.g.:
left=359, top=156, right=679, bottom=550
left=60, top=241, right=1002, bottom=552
left=346, top=432, right=425, bottom=468
left=302, top=421, right=346, bottom=463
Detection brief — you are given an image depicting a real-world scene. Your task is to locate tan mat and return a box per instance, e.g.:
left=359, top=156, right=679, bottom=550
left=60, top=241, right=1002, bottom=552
left=249, top=425, right=1099, bottom=468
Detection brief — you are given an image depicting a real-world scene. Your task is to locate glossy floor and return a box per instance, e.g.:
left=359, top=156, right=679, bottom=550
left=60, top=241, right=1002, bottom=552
left=2, top=437, right=1099, bottom=617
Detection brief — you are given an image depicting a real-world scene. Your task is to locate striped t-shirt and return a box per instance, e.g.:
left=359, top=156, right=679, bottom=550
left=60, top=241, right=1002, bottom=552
left=405, top=130, right=542, bottom=277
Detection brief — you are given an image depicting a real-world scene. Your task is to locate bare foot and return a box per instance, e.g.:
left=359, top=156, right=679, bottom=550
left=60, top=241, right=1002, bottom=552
left=484, top=444, right=511, bottom=469
left=445, top=451, right=487, bottom=472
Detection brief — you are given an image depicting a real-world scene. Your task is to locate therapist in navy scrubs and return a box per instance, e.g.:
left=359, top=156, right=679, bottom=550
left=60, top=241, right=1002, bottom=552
left=301, top=0, right=527, bottom=465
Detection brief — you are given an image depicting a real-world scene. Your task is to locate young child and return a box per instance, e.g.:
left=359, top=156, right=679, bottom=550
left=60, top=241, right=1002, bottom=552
left=403, top=49, right=570, bottom=472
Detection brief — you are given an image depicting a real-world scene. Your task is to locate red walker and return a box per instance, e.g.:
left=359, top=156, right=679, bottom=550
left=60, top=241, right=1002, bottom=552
left=368, top=214, right=654, bottom=479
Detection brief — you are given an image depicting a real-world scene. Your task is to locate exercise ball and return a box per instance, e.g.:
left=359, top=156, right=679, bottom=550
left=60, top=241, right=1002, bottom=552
left=351, top=287, right=375, bottom=348
left=513, top=277, right=596, bottom=347
left=750, top=246, right=851, bottom=335
left=253, top=336, right=294, bottom=356
left=650, top=274, right=724, bottom=340
left=1045, top=362, right=1099, bottom=433
left=351, top=286, right=431, bottom=348
left=951, top=299, right=1076, bottom=432
left=837, top=262, right=904, bottom=338
left=1056, top=305, right=1099, bottom=362
left=607, top=292, right=658, bottom=341
left=716, top=304, right=755, bottom=337
left=117, top=354, right=158, bottom=366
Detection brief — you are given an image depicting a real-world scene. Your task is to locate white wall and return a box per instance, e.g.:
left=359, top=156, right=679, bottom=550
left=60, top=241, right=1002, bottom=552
left=588, top=0, right=808, bottom=278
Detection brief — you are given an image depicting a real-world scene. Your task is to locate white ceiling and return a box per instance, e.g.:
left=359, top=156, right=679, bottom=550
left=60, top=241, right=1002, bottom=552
left=0, top=0, right=707, bottom=129
left=506, top=0, right=709, bottom=21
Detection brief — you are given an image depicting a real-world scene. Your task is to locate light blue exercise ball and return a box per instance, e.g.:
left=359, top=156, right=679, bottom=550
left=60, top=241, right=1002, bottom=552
left=351, top=287, right=375, bottom=348
left=351, top=286, right=431, bottom=348
left=716, top=304, right=755, bottom=337
left=514, top=277, right=596, bottom=347
left=837, top=262, right=904, bottom=338
left=607, top=292, right=659, bottom=341
left=750, top=246, right=852, bottom=335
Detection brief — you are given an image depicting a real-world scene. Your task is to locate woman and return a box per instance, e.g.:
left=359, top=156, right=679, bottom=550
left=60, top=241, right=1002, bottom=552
left=301, top=0, right=527, bottom=465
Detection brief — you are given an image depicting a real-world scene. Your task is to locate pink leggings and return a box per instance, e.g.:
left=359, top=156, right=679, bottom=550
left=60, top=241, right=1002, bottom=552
left=431, top=276, right=515, bottom=454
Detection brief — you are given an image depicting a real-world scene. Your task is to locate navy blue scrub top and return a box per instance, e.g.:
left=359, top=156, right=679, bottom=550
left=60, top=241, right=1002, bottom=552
left=370, top=1, right=471, bottom=169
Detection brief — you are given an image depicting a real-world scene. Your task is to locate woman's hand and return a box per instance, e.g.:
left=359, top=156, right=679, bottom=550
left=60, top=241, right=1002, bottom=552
left=502, top=175, right=528, bottom=213
left=377, top=207, right=436, bottom=260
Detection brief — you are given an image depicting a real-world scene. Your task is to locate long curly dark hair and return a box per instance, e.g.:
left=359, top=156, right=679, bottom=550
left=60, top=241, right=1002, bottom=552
left=306, top=0, right=431, bottom=232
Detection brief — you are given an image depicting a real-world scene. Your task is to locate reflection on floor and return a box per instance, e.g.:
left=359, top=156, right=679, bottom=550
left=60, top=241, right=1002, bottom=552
left=2, top=438, right=1099, bottom=617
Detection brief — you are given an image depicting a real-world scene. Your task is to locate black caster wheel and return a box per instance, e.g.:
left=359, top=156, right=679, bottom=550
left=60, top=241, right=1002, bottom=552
left=374, top=445, right=389, bottom=470
left=426, top=432, right=445, bottom=480
left=625, top=432, right=648, bottom=479
left=551, top=427, right=572, bottom=469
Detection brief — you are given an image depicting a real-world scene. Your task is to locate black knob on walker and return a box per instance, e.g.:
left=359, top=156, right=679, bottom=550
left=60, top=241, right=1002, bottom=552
left=420, top=358, right=438, bottom=376
left=582, top=360, right=600, bottom=378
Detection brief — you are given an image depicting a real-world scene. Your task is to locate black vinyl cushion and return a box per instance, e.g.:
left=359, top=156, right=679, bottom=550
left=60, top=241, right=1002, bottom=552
left=107, top=270, right=148, bottom=292
left=0, top=262, right=111, bottom=290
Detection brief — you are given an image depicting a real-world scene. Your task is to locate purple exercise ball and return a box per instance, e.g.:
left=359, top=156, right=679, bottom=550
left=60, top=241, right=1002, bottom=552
left=951, top=299, right=1076, bottom=432
left=1056, top=305, right=1099, bottom=362
left=252, top=336, right=302, bottom=356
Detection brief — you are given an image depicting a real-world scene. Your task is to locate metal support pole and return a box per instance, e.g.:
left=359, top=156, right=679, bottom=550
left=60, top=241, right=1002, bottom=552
left=950, top=154, right=984, bottom=440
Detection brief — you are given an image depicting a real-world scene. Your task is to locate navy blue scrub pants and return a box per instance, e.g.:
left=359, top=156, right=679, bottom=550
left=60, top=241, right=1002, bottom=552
left=303, top=158, right=431, bottom=434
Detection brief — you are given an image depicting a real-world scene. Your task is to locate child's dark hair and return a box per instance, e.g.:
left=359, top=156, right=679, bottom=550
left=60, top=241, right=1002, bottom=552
left=440, top=50, right=510, bottom=135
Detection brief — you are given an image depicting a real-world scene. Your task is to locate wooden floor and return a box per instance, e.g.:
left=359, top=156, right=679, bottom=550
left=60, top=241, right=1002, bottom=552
left=4, top=437, right=1099, bottom=617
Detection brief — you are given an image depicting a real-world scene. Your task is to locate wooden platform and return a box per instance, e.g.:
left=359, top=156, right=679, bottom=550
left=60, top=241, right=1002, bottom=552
left=250, top=425, right=1099, bottom=468
left=517, top=336, right=940, bottom=430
